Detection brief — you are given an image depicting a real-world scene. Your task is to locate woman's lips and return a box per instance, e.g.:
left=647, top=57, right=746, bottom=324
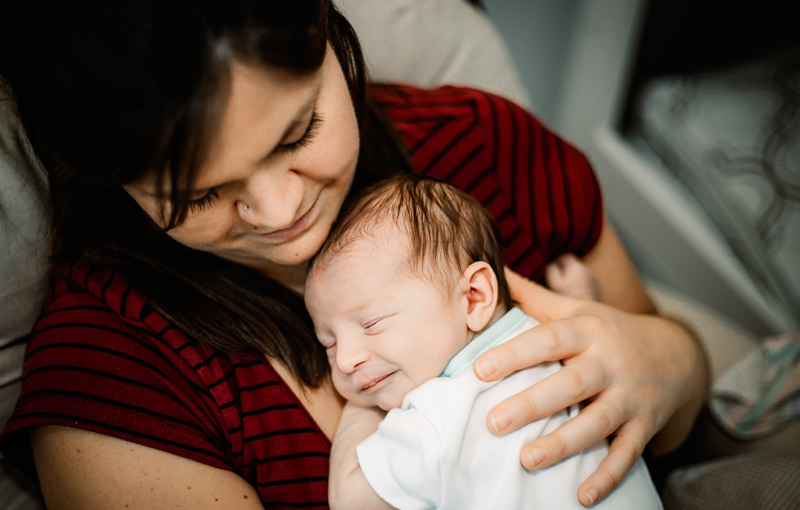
left=254, top=196, right=319, bottom=242
left=361, top=371, right=397, bottom=392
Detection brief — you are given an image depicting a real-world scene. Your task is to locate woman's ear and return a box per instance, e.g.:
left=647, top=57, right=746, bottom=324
left=460, top=262, right=499, bottom=333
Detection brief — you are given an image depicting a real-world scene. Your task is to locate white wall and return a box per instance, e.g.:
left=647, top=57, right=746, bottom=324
left=482, top=0, right=581, bottom=126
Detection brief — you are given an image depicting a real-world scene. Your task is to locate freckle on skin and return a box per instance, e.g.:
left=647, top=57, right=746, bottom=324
left=130, top=448, right=135, bottom=452
left=76, top=449, right=81, bottom=453
left=187, top=486, right=191, bottom=490
left=243, top=495, right=248, bottom=499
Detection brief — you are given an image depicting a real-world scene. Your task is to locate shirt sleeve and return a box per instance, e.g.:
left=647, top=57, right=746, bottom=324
left=372, top=84, right=604, bottom=282
left=0, top=285, right=233, bottom=479
left=356, top=406, right=442, bottom=510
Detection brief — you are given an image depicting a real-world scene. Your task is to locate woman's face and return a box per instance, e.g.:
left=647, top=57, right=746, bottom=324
left=125, top=46, right=360, bottom=281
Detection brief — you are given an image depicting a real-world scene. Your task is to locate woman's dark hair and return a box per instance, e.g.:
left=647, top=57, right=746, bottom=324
left=0, top=0, right=411, bottom=387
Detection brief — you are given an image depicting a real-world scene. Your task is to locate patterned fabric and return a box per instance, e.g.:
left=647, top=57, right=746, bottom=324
left=0, top=85, right=603, bottom=508
left=633, top=48, right=800, bottom=331
left=662, top=452, right=800, bottom=510
left=710, top=330, right=800, bottom=439
left=4, top=264, right=333, bottom=507
left=373, top=84, right=603, bottom=282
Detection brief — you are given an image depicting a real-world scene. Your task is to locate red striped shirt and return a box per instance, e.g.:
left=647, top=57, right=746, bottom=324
left=0, top=85, right=602, bottom=508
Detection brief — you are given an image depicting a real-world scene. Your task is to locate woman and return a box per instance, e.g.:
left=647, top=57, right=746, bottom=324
left=0, top=1, right=707, bottom=508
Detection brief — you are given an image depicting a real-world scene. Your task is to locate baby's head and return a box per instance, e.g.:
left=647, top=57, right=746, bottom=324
left=305, top=174, right=512, bottom=410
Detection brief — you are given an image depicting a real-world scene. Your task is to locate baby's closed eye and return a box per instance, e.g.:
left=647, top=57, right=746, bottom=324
left=363, top=312, right=399, bottom=333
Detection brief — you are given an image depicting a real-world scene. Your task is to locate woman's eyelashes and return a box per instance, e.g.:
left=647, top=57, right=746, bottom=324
left=183, top=111, right=321, bottom=214
left=276, top=111, right=323, bottom=154
left=188, top=187, right=221, bottom=213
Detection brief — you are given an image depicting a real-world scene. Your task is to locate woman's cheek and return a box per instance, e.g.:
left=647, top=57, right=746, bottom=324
left=167, top=207, right=238, bottom=249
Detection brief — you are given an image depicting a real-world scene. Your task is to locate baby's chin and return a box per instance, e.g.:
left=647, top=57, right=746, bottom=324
left=375, top=394, right=405, bottom=412
left=346, top=393, right=404, bottom=412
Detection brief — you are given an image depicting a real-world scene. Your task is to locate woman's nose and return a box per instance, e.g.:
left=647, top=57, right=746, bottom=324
left=336, top=341, right=370, bottom=375
left=238, top=168, right=304, bottom=229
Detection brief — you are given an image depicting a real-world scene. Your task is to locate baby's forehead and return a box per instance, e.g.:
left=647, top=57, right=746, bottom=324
left=310, top=226, right=404, bottom=277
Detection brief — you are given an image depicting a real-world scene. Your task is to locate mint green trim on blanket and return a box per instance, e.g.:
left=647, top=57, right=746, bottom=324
left=440, top=307, right=528, bottom=378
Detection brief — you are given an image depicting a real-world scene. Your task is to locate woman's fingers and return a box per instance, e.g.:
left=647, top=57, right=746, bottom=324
left=576, top=422, right=648, bottom=506
left=474, top=314, right=598, bottom=382
left=486, top=359, right=609, bottom=435
left=516, top=396, right=630, bottom=471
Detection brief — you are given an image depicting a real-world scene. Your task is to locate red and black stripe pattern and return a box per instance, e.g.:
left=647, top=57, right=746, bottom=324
left=0, top=86, right=603, bottom=508
left=373, top=84, right=603, bottom=281
left=1, top=264, right=332, bottom=508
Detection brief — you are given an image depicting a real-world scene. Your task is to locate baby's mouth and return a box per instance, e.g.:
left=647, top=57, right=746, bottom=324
left=361, top=371, right=397, bottom=391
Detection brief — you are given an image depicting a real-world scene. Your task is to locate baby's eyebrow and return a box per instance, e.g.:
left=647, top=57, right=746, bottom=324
left=342, top=301, right=374, bottom=316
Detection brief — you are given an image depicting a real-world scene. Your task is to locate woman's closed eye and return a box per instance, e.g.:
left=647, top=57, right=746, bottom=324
left=187, top=187, right=221, bottom=213
left=276, top=110, right=323, bottom=155
left=180, top=111, right=321, bottom=215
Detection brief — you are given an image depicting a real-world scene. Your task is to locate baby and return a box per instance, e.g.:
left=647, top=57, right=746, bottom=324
left=304, top=174, right=662, bottom=510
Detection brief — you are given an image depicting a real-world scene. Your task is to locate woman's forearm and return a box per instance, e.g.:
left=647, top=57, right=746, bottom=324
left=328, top=403, right=394, bottom=510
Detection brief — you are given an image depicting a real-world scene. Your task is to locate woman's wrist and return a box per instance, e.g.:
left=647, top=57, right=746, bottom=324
left=649, top=315, right=710, bottom=455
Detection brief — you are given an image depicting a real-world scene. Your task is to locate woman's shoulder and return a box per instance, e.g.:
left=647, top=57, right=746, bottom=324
left=0, top=263, right=234, bottom=475
left=370, top=82, right=513, bottom=108
left=31, top=263, right=210, bottom=374
left=371, top=83, right=603, bottom=282
left=369, top=83, right=518, bottom=177
left=370, top=83, right=519, bottom=133
left=1, top=263, right=332, bottom=492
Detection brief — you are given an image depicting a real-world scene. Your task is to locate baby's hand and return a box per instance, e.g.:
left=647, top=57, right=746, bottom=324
left=545, top=254, right=599, bottom=301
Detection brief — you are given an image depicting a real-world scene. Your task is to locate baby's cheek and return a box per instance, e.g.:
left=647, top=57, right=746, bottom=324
left=330, top=369, right=359, bottom=402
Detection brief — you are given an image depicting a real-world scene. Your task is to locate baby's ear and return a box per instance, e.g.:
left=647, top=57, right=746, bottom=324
left=461, top=262, right=498, bottom=333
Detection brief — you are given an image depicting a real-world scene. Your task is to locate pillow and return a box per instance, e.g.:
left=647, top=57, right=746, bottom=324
left=0, top=80, right=49, bottom=508
left=335, top=0, right=531, bottom=108
left=633, top=49, right=800, bottom=331
left=662, top=452, right=800, bottom=510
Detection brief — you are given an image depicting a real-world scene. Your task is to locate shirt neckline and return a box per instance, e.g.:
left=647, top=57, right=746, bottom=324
left=440, top=307, right=527, bottom=378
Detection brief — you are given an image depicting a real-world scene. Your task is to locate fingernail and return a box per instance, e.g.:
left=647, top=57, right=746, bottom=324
left=526, top=447, right=546, bottom=468
left=475, top=358, right=497, bottom=379
left=586, top=487, right=599, bottom=505
left=490, top=411, right=512, bottom=433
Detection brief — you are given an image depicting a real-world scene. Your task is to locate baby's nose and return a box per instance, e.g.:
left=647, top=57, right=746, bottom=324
left=336, top=344, right=369, bottom=374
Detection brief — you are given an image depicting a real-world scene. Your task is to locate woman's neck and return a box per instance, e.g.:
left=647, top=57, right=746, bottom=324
left=259, top=261, right=310, bottom=295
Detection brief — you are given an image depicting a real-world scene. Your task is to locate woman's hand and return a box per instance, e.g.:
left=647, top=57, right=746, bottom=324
left=475, top=268, right=708, bottom=506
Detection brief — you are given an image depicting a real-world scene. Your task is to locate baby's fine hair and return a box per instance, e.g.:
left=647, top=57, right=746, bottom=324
left=315, top=174, right=513, bottom=310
